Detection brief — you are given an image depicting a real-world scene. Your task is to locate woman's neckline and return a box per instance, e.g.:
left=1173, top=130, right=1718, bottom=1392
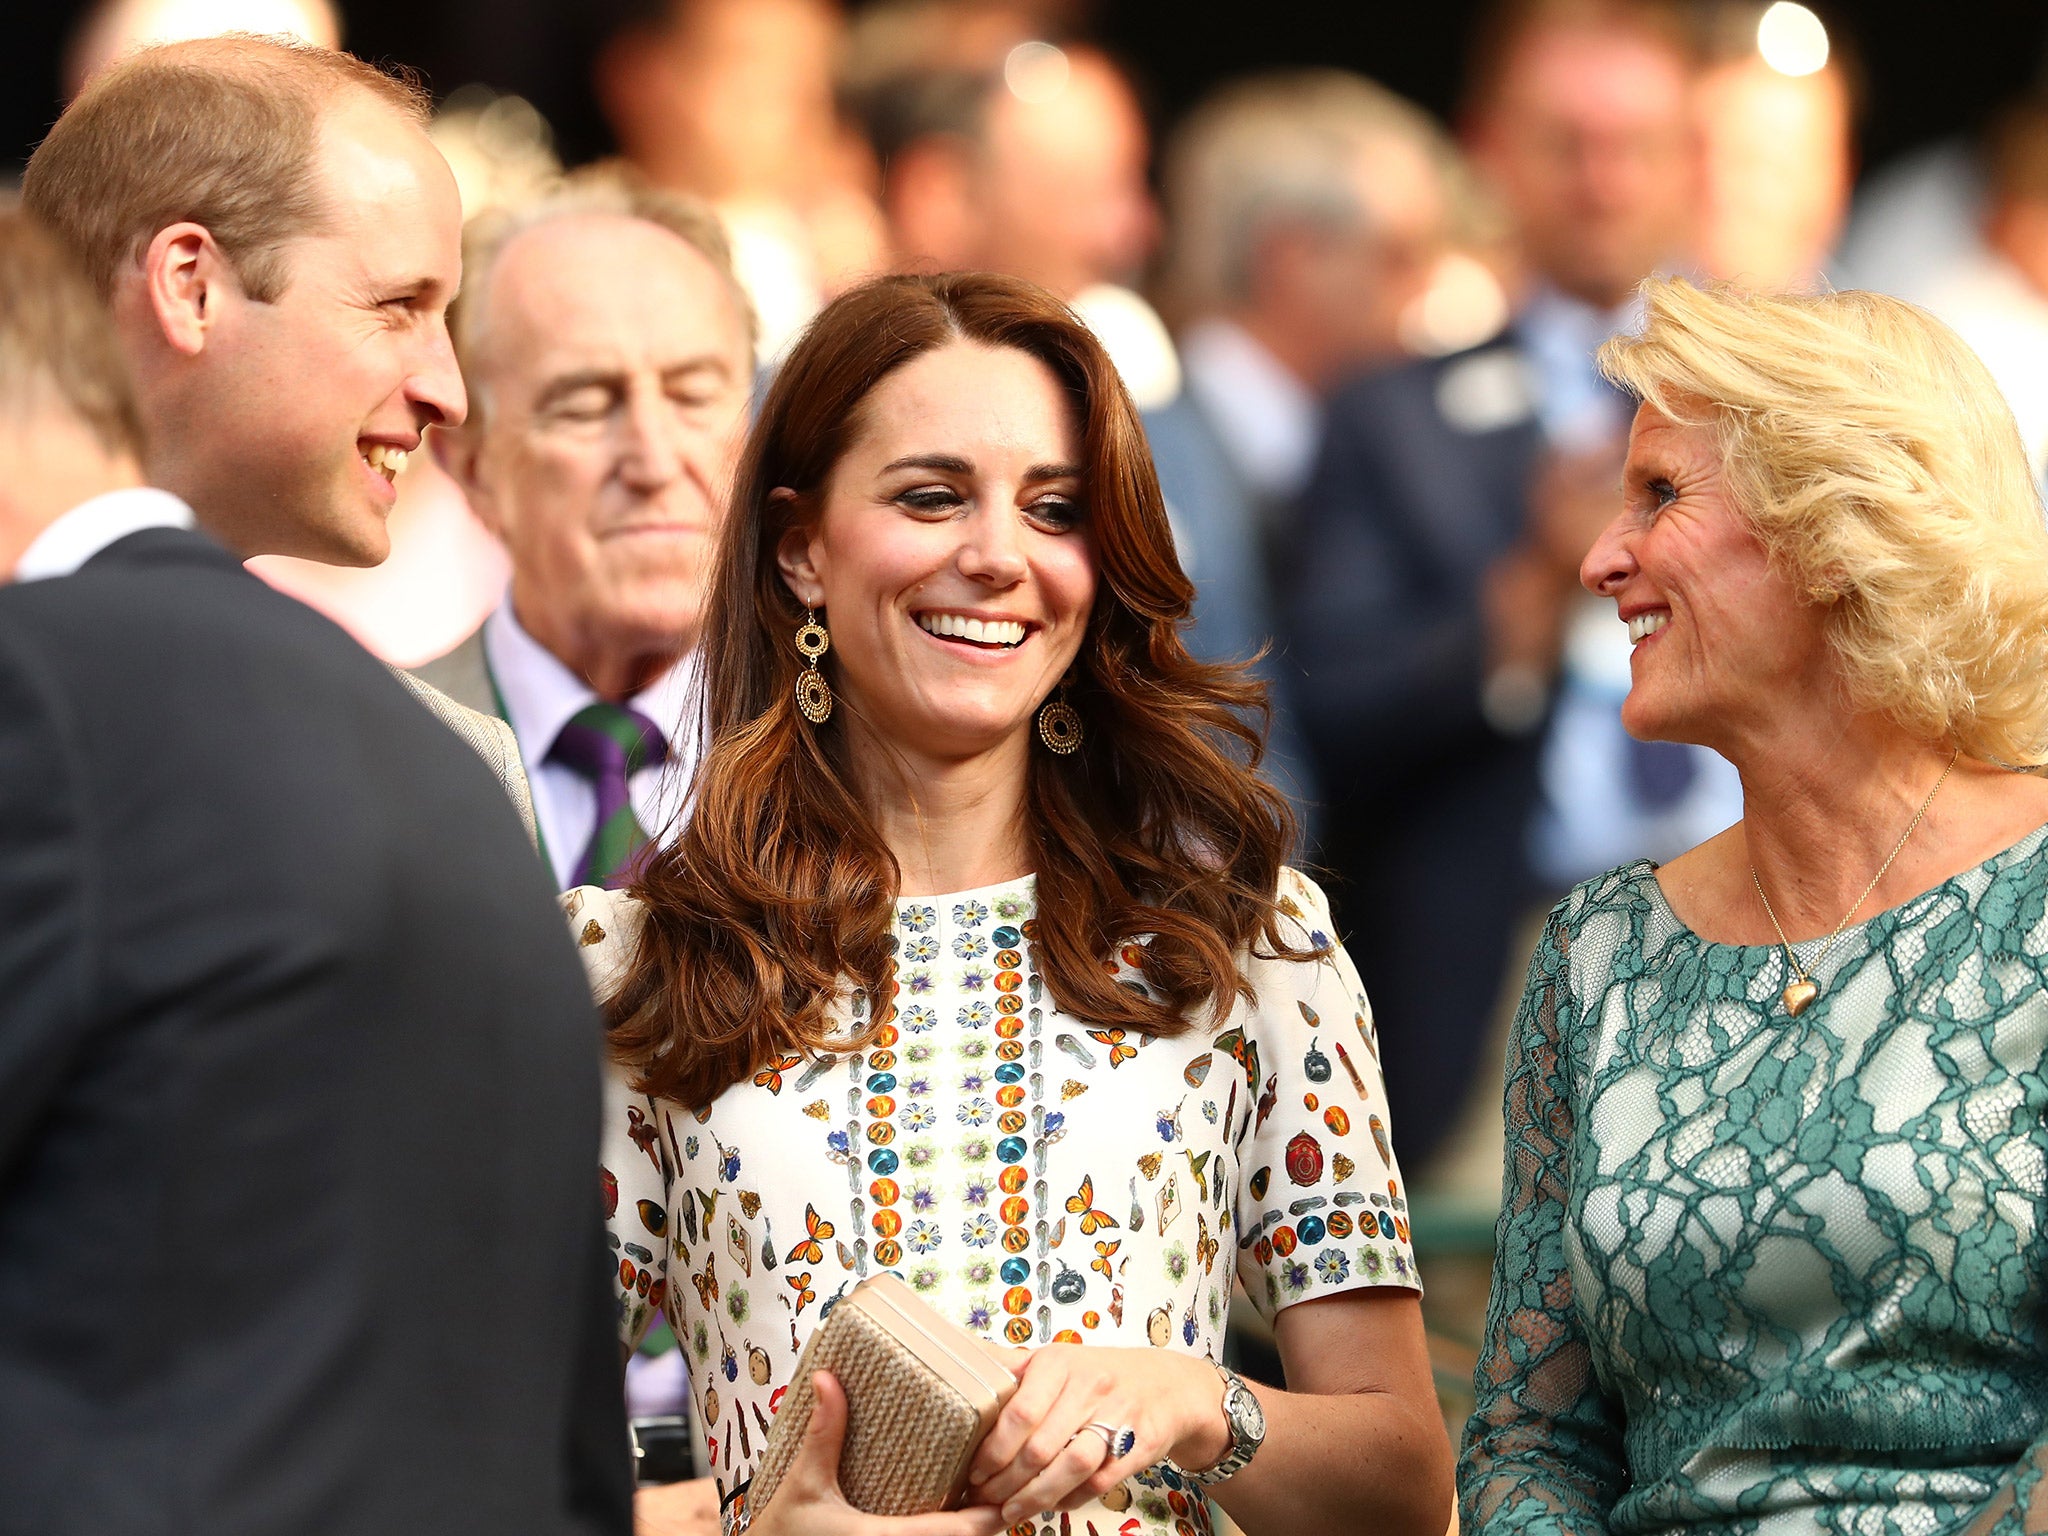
left=1640, top=817, right=2048, bottom=951
left=894, top=872, right=1038, bottom=908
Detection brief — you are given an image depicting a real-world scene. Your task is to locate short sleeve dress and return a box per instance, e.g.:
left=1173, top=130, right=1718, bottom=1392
left=1460, top=824, right=2048, bottom=1536
left=577, top=868, right=1419, bottom=1536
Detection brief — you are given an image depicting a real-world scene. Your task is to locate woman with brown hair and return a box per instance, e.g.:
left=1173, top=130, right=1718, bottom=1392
left=579, top=271, right=1451, bottom=1536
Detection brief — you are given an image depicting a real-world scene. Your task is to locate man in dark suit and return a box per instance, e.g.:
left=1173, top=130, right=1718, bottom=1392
left=0, top=64, right=632, bottom=1536
left=1285, top=0, right=1739, bottom=1175
left=1147, top=69, right=1462, bottom=840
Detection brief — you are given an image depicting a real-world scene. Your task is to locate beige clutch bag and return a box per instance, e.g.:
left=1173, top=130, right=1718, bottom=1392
left=750, top=1274, right=1018, bottom=1519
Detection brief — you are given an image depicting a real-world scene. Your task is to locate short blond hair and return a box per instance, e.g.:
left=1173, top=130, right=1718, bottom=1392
left=22, top=33, right=429, bottom=302
left=451, top=163, right=757, bottom=425
left=0, top=211, right=144, bottom=460
left=1600, top=277, right=2048, bottom=768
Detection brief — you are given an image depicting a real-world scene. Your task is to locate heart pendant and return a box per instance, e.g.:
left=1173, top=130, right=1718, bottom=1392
left=1782, top=979, right=1820, bottom=1017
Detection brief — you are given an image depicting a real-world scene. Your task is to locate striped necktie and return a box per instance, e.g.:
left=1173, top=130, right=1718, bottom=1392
left=547, top=701, right=669, bottom=889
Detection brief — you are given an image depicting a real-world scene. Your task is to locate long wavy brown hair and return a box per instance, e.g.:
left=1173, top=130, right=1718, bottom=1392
left=609, top=271, right=1309, bottom=1108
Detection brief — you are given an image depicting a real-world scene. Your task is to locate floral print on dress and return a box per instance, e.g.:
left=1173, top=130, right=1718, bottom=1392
left=588, top=867, right=1415, bottom=1536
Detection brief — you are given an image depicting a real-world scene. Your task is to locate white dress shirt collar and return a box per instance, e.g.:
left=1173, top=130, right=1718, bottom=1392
left=1517, top=284, right=1643, bottom=451
left=1177, top=317, right=1320, bottom=505
left=13, top=486, right=196, bottom=583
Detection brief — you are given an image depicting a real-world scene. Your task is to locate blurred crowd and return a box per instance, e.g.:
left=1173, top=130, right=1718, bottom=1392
left=25, top=0, right=2048, bottom=1233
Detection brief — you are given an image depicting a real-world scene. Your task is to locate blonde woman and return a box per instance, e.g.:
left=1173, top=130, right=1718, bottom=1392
left=1460, top=278, right=2048, bottom=1534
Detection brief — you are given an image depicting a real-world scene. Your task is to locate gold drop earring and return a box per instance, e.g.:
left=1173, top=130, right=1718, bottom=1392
left=1036, top=685, right=1082, bottom=754
left=794, top=608, right=833, bottom=724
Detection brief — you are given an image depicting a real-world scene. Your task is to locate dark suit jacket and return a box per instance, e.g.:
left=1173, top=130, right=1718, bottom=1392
left=1281, top=337, right=1548, bottom=1170
left=0, top=528, right=631, bottom=1535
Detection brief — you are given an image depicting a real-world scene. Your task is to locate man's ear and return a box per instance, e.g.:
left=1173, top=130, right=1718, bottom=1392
left=770, top=488, right=824, bottom=607
left=142, top=223, right=237, bottom=357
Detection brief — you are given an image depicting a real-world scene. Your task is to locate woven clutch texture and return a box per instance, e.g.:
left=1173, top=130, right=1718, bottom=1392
left=750, top=1274, right=1017, bottom=1518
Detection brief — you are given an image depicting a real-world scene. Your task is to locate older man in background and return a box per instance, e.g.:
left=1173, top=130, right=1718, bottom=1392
left=420, top=167, right=755, bottom=895
left=415, top=164, right=754, bottom=1536
left=0, top=184, right=630, bottom=1536
left=1284, top=0, right=1736, bottom=1181
left=1147, top=70, right=1460, bottom=831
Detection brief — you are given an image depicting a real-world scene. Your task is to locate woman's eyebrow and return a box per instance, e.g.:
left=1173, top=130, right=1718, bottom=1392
left=879, top=453, right=974, bottom=475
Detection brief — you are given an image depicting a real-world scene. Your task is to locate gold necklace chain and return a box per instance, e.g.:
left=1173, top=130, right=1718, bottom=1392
left=1749, top=748, right=1960, bottom=1017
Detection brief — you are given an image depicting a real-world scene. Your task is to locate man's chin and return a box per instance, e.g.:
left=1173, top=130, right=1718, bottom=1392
left=295, top=499, right=393, bottom=568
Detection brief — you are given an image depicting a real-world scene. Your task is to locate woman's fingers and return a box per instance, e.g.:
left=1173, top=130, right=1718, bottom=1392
left=971, top=1365, right=1112, bottom=1513
left=995, top=1418, right=1120, bottom=1523
left=784, top=1370, right=852, bottom=1498
left=966, top=1348, right=1071, bottom=1484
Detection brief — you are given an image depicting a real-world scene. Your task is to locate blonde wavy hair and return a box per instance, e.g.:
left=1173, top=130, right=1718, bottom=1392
left=1599, top=277, right=2048, bottom=769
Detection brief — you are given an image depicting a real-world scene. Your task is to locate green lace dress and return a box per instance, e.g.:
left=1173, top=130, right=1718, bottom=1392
left=1460, top=823, right=2048, bottom=1536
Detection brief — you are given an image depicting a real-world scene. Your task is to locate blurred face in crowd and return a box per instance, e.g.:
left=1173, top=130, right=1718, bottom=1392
left=970, top=50, right=1159, bottom=299
left=1260, top=136, right=1449, bottom=387
left=1468, top=24, right=1696, bottom=309
left=446, top=214, right=752, bottom=696
left=776, top=341, right=1097, bottom=769
left=600, top=0, right=842, bottom=204
left=0, top=407, right=142, bottom=577
left=1582, top=402, right=1829, bottom=751
left=1694, top=59, right=1853, bottom=290
left=66, top=0, right=341, bottom=97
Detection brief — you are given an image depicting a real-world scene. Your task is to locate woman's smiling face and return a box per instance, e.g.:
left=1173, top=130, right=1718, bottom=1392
left=1581, top=401, right=1835, bottom=750
left=776, top=340, right=1097, bottom=766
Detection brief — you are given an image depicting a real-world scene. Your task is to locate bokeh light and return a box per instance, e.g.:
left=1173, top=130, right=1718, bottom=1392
left=1004, top=41, right=1071, bottom=104
left=1757, top=2, right=1830, bottom=77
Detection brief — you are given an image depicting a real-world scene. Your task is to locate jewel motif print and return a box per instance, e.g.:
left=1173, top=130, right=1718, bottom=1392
left=593, top=868, right=1416, bottom=1536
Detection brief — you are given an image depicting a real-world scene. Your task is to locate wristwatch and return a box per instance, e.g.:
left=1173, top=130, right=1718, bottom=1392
left=1165, top=1361, right=1266, bottom=1486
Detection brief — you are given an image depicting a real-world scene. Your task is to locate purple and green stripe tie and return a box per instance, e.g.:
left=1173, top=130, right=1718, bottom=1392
left=547, top=701, right=669, bottom=889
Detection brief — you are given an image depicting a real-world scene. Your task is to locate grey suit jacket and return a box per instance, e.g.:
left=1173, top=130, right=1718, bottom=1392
left=410, top=628, right=496, bottom=717
left=391, top=661, right=537, bottom=844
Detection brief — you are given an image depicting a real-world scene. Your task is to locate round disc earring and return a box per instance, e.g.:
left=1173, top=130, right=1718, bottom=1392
left=794, top=608, right=833, bottom=724
left=1037, top=691, right=1082, bottom=754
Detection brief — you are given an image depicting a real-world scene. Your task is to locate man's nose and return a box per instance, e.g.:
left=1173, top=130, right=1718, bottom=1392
left=618, top=393, right=683, bottom=490
left=409, top=323, right=467, bottom=429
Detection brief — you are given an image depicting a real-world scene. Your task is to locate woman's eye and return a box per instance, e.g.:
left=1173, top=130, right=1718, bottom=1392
left=898, top=487, right=962, bottom=514
left=1027, top=496, right=1083, bottom=531
left=1647, top=478, right=1677, bottom=511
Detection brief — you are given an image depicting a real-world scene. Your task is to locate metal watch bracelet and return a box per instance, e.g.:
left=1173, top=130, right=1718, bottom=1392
left=1161, top=1361, right=1265, bottom=1487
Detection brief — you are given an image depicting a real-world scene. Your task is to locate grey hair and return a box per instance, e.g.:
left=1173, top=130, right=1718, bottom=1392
left=1160, top=70, right=1454, bottom=316
left=451, top=161, right=757, bottom=423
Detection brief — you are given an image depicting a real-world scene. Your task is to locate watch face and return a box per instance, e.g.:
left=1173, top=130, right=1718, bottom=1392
left=1227, top=1381, right=1267, bottom=1443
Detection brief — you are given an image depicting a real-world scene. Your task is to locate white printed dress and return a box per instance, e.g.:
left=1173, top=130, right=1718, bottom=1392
left=577, top=868, right=1418, bottom=1536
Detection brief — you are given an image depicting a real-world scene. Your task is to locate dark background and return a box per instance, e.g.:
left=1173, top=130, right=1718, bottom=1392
left=7, top=1, right=2046, bottom=180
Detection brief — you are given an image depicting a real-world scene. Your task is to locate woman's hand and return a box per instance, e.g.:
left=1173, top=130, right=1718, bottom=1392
left=964, top=1346, right=1228, bottom=1523
left=634, top=1476, right=720, bottom=1534
left=748, top=1371, right=1010, bottom=1536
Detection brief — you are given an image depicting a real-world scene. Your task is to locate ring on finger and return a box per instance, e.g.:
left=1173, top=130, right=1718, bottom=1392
left=1083, top=1421, right=1137, bottom=1460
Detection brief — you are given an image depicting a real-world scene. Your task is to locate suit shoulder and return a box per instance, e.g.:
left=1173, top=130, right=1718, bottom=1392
left=406, top=629, right=495, bottom=716
left=563, top=886, right=645, bottom=1005
left=391, top=668, right=537, bottom=841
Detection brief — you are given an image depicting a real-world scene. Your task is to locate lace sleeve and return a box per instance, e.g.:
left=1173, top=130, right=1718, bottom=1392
left=1458, top=906, right=1627, bottom=1535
